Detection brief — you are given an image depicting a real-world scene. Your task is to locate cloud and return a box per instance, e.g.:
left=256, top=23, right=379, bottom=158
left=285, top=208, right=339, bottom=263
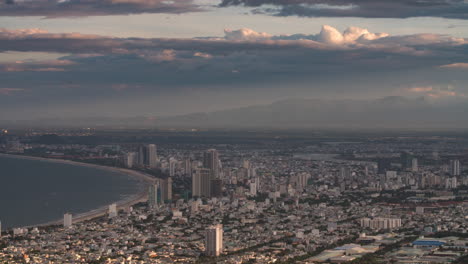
left=2, top=25, right=468, bottom=117
left=0, top=0, right=199, bottom=17
left=224, top=28, right=272, bottom=41
left=408, top=86, right=433, bottom=93
left=440, top=62, right=468, bottom=69
left=220, top=0, right=468, bottom=19
left=407, top=85, right=465, bottom=98
left=0, top=88, right=24, bottom=95
left=0, top=59, right=75, bottom=72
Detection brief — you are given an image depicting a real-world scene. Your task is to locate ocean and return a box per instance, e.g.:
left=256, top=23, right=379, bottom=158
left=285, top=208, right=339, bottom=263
left=0, top=155, right=145, bottom=229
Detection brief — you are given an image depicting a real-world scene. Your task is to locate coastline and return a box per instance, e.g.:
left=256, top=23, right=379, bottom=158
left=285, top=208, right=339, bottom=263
left=0, top=153, right=155, bottom=229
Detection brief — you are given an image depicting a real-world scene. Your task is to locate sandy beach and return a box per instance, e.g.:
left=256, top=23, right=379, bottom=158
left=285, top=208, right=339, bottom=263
left=0, top=153, right=155, bottom=228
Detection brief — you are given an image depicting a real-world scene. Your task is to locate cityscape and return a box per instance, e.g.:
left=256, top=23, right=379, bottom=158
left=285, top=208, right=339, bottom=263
left=2, top=0, right=468, bottom=263
left=0, top=130, right=467, bottom=263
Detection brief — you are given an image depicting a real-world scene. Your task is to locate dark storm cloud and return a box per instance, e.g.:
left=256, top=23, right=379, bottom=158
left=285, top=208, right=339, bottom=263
left=0, top=0, right=199, bottom=17
left=220, top=0, right=468, bottom=19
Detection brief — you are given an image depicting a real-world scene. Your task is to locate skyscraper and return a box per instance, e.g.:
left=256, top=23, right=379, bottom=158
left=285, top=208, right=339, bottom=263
left=161, top=177, right=173, bottom=202
left=123, top=152, right=137, bottom=168
left=412, top=158, right=418, bottom=172
left=137, top=144, right=158, bottom=168
left=147, top=144, right=158, bottom=168
left=203, top=149, right=219, bottom=179
left=193, top=168, right=211, bottom=197
left=169, top=158, right=177, bottom=176
left=138, top=144, right=146, bottom=166
left=211, top=179, right=223, bottom=197
left=401, top=151, right=414, bottom=170
left=450, top=160, right=461, bottom=176
left=64, top=213, right=72, bottom=228
left=185, top=158, right=192, bottom=177
left=205, top=224, right=223, bottom=257
left=148, top=183, right=161, bottom=208
left=377, top=159, right=391, bottom=174
left=109, top=203, right=118, bottom=218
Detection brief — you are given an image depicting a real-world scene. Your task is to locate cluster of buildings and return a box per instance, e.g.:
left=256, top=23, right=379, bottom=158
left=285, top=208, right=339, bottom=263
left=0, top=132, right=468, bottom=263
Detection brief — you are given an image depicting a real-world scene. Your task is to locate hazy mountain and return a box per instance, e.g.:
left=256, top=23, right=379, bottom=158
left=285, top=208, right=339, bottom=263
left=155, top=96, right=468, bottom=130
left=2, top=96, right=467, bottom=130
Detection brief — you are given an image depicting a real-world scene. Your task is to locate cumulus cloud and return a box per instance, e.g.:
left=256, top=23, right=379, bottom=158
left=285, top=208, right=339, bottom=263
left=220, top=0, right=468, bottom=19
left=0, top=0, right=199, bottom=17
left=224, top=28, right=272, bottom=41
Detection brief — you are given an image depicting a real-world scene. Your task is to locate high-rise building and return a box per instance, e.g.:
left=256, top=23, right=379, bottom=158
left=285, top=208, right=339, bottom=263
left=137, top=144, right=158, bottom=168
left=203, top=149, right=219, bottom=179
left=109, top=203, right=118, bottom=218
left=211, top=179, right=223, bottom=197
left=450, top=160, right=461, bottom=176
left=123, top=152, right=137, bottom=168
left=147, top=144, right=158, bottom=168
left=148, top=183, right=161, bottom=208
left=250, top=181, right=257, bottom=196
left=169, top=158, right=177, bottom=176
left=185, top=158, right=192, bottom=177
left=205, top=224, right=223, bottom=257
left=64, top=213, right=72, bottom=228
left=0, top=220, right=2, bottom=238
left=446, top=177, right=458, bottom=189
left=377, top=159, right=391, bottom=174
left=412, top=158, right=418, bottom=172
left=401, top=151, right=414, bottom=170
left=193, top=168, right=211, bottom=197
left=242, top=159, right=250, bottom=169
left=161, top=177, right=173, bottom=202
left=138, top=145, right=146, bottom=166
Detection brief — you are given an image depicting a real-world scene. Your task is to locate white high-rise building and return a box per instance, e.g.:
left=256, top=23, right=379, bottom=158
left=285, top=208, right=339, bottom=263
left=148, top=183, right=161, bottom=208
left=169, top=158, right=177, bottom=176
left=109, top=203, right=118, bottom=218
left=205, top=224, right=223, bottom=257
left=64, top=213, right=73, bottom=228
left=147, top=144, right=158, bottom=168
left=450, top=160, right=461, bottom=176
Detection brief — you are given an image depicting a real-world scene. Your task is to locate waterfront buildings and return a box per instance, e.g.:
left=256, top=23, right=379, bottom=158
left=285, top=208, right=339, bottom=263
left=63, top=213, right=72, bottom=228
left=108, top=203, right=117, bottom=218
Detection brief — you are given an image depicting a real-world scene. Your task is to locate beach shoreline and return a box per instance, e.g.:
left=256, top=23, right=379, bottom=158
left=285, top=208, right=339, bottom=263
left=0, top=153, right=155, bottom=229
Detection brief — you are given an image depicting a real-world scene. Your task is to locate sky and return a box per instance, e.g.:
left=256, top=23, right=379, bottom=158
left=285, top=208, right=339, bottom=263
left=1, top=0, right=468, bottom=120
